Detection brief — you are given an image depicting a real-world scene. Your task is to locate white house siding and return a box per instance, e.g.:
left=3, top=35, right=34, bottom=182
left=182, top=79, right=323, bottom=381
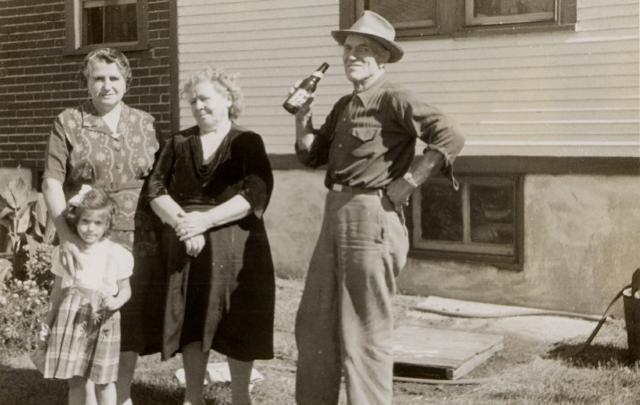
left=176, top=0, right=639, bottom=157
left=175, top=1, right=640, bottom=313
left=176, top=0, right=344, bottom=152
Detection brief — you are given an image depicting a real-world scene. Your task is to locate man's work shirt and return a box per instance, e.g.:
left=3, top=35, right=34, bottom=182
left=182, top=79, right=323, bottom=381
left=296, top=74, right=465, bottom=189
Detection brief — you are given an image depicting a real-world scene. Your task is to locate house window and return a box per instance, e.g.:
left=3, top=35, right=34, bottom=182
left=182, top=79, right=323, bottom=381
left=466, top=0, right=556, bottom=25
left=65, top=0, right=148, bottom=53
left=367, top=0, right=436, bottom=30
left=361, top=0, right=438, bottom=37
left=342, top=0, right=576, bottom=38
left=409, top=175, right=524, bottom=269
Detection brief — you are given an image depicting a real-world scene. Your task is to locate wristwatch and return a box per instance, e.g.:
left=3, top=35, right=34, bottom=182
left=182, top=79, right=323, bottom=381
left=402, top=172, right=419, bottom=188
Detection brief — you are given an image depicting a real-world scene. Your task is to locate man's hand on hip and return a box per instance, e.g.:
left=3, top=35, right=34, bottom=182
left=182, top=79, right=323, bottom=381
left=385, top=177, right=417, bottom=211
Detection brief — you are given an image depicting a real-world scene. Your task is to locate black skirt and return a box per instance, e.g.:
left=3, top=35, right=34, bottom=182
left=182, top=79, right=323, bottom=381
left=160, top=216, right=275, bottom=361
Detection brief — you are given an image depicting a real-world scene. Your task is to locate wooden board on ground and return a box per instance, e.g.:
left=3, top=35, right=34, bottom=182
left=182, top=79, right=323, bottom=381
left=392, top=320, right=503, bottom=380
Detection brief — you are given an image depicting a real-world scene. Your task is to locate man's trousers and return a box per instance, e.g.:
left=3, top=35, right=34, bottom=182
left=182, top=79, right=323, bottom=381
left=295, top=190, right=409, bottom=405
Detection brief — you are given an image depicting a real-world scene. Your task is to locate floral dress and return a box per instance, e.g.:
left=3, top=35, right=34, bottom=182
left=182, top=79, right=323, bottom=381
left=43, top=101, right=163, bottom=354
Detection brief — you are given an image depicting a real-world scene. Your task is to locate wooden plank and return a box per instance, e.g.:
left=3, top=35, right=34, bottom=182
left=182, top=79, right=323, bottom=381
left=392, top=321, right=503, bottom=380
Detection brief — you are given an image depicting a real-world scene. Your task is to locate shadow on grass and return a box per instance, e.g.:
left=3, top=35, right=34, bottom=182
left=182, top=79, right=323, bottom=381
left=0, top=363, right=230, bottom=405
left=129, top=380, right=230, bottom=405
left=546, top=342, right=635, bottom=368
left=0, top=363, right=67, bottom=405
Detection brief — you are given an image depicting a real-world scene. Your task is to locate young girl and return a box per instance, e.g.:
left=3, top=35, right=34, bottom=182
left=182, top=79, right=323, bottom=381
left=40, top=188, right=133, bottom=405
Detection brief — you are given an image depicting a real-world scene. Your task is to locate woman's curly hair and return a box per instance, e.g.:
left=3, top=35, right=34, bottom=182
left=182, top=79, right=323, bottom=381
left=181, top=67, right=244, bottom=121
left=65, top=188, right=118, bottom=240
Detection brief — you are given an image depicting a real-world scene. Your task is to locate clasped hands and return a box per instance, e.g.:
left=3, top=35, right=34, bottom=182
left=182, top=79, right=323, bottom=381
left=174, top=211, right=214, bottom=257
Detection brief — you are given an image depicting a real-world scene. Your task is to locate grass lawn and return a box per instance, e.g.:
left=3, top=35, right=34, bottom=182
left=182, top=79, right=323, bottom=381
left=1, top=278, right=639, bottom=404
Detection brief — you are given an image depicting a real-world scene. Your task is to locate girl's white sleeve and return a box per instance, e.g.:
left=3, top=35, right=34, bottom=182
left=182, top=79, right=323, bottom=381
left=115, top=245, right=134, bottom=280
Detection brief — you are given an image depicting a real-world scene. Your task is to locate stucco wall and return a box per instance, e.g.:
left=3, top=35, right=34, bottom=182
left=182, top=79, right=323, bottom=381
left=264, top=170, right=326, bottom=279
left=266, top=170, right=640, bottom=314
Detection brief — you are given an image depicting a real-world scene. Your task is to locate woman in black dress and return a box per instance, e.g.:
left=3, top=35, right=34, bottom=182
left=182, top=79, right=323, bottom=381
left=146, top=67, right=274, bottom=405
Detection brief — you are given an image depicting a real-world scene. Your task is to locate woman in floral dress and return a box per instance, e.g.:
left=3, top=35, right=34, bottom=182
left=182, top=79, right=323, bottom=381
left=42, top=47, right=162, bottom=405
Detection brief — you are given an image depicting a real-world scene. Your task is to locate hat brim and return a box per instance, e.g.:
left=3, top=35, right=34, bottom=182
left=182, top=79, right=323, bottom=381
left=331, top=30, right=403, bottom=63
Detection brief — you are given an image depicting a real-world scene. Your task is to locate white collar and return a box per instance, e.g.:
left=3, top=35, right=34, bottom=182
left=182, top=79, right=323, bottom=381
left=101, top=103, right=122, bottom=135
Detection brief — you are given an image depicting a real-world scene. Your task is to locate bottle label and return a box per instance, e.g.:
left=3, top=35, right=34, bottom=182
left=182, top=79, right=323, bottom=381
left=287, top=88, right=310, bottom=108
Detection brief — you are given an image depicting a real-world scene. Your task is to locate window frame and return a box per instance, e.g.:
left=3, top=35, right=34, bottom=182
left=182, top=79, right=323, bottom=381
left=340, top=0, right=576, bottom=39
left=406, top=172, right=525, bottom=270
left=64, top=0, right=149, bottom=55
left=464, top=0, right=557, bottom=26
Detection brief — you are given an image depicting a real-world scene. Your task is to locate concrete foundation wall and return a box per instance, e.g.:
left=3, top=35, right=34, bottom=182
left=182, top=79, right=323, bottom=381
left=265, top=170, right=640, bottom=314
left=264, top=170, right=327, bottom=279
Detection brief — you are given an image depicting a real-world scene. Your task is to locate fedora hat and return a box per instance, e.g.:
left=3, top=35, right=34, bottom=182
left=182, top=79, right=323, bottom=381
left=331, top=10, right=403, bottom=63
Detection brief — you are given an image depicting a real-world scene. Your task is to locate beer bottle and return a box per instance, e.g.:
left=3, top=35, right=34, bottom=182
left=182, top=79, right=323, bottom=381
left=283, top=62, right=329, bottom=114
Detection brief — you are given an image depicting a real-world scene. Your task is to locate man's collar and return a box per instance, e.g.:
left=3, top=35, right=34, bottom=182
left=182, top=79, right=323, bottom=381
left=352, top=73, right=386, bottom=104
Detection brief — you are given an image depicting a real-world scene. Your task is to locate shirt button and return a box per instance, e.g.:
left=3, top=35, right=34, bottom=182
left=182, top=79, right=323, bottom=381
left=338, top=144, right=342, bottom=148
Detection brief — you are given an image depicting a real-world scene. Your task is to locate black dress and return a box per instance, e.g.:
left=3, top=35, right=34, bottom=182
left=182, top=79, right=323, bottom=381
left=146, top=124, right=275, bottom=361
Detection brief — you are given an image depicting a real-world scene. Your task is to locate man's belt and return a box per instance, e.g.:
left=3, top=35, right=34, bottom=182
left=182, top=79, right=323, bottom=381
left=330, top=183, right=383, bottom=196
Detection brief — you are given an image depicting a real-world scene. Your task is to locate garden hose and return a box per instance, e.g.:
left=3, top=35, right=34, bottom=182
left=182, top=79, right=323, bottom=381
left=411, top=305, right=605, bottom=322
left=567, top=284, right=630, bottom=357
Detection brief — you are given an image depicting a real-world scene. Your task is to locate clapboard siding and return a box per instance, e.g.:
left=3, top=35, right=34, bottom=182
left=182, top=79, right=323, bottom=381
left=177, top=0, right=343, bottom=147
left=177, top=0, right=639, bottom=156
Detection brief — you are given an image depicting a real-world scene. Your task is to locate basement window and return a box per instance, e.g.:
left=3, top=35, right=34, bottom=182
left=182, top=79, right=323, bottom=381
left=408, top=174, right=524, bottom=270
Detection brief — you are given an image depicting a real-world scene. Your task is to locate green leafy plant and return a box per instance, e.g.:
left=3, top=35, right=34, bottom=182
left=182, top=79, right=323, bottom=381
left=0, top=174, right=55, bottom=281
left=0, top=258, right=10, bottom=288
left=0, top=176, right=37, bottom=254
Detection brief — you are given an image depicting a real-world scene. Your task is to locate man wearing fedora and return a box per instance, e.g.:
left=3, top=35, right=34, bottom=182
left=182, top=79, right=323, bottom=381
left=293, top=10, right=465, bottom=405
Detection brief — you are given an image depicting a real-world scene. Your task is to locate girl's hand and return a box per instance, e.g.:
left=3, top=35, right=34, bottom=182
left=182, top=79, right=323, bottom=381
left=184, top=234, right=205, bottom=257
left=175, top=211, right=213, bottom=241
left=101, top=279, right=131, bottom=313
left=102, top=295, right=123, bottom=312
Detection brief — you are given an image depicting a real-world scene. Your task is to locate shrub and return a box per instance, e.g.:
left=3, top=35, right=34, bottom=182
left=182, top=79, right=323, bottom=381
left=0, top=278, right=49, bottom=351
left=0, top=243, right=54, bottom=352
left=13, top=242, right=55, bottom=293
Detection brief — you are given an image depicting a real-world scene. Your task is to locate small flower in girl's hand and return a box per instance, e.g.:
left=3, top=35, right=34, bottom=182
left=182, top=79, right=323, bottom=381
left=91, top=297, right=105, bottom=323
left=90, top=308, right=104, bottom=325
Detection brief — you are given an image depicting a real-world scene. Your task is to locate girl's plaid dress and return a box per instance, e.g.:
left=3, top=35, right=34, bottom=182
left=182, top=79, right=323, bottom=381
left=40, top=240, right=133, bottom=384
